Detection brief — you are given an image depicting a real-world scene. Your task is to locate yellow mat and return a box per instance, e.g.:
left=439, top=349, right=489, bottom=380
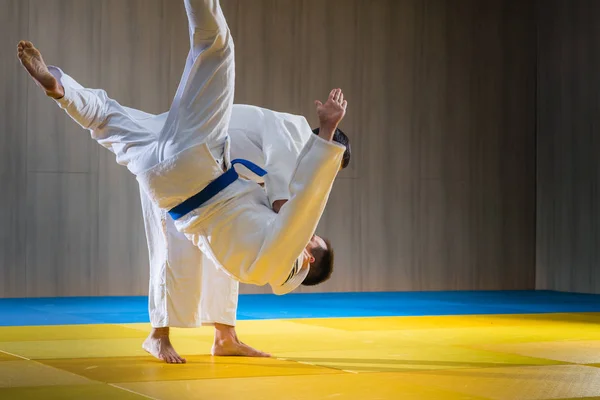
left=1, top=314, right=599, bottom=399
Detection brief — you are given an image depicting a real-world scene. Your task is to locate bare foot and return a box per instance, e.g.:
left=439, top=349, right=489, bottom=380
left=212, top=339, right=270, bottom=357
left=212, top=323, right=270, bottom=357
left=17, top=40, right=64, bottom=98
left=142, top=328, right=187, bottom=364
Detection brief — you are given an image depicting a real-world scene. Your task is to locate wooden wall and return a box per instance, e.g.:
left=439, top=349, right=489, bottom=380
left=0, top=0, right=536, bottom=297
left=536, top=0, right=600, bottom=294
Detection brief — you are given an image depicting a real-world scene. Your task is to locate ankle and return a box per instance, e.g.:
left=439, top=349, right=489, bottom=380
left=46, top=85, right=64, bottom=100
left=150, top=327, right=170, bottom=338
left=214, top=323, right=237, bottom=343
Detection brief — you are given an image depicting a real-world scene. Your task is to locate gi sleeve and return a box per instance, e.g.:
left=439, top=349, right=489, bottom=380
left=252, top=134, right=345, bottom=289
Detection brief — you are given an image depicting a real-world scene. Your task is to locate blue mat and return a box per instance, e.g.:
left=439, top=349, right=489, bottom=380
left=0, top=290, right=599, bottom=326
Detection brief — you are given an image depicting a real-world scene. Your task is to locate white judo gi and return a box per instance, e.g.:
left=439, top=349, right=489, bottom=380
left=50, top=0, right=344, bottom=309
left=142, top=106, right=314, bottom=328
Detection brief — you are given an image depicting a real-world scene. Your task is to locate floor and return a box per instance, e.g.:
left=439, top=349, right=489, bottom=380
left=1, top=291, right=600, bottom=399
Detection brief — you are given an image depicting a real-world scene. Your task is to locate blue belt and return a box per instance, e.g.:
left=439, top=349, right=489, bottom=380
left=168, top=158, right=267, bottom=220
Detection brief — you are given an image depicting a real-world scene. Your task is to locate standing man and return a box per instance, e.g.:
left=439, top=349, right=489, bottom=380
left=143, top=105, right=351, bottom=363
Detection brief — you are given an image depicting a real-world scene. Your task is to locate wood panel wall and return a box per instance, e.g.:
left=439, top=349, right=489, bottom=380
left=0, top=0, right=536, bottom=297
left=536, top=0, right=600, bottom=294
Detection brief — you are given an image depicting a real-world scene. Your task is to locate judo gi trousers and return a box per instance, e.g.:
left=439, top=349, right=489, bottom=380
left=52, top=0, right=240, bottom=328
left=147, top=0, right=239, bottom=327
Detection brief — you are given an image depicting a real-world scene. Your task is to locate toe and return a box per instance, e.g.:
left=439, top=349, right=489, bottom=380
left=252, top=347, right=270, bottom=357
left=168, top=351, right=182, bottom=364
left=24, top=41, right=33, bottom=48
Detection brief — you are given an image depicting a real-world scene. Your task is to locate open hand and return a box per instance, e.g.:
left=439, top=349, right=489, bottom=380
left=314, top=88, right=347, bottom=131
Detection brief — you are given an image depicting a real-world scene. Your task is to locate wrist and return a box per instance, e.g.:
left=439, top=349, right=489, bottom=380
left=318, top=123, right=337, bottom=141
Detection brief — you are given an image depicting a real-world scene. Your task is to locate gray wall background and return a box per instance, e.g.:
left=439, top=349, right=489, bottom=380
left=536, top=0, right=600, bottom=294
left=0, top=0, right=537, bottom=297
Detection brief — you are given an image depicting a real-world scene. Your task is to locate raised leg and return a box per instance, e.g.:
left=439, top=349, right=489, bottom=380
left=160, top=0, right=235, bottom=161
left=17, top=40, right=159, bottom=174
left=184, top=0, right=229, bottom=44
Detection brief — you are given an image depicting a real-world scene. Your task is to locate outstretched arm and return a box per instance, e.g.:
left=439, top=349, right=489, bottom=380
left=253, top=90, right=348, bottom=283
